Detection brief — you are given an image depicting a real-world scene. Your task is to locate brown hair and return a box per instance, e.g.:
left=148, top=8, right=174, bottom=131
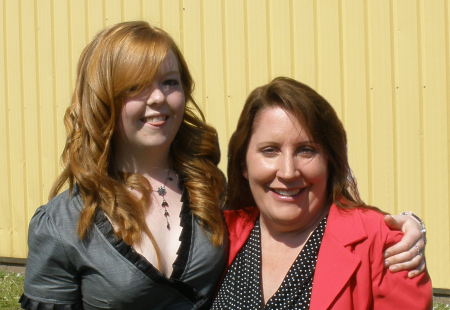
left=227, top=76, right=364, bottom=211
left=51, top=21, right=226, bottom=255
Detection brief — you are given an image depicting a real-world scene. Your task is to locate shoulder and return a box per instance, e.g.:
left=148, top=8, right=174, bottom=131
left=28, top=188, right=83, bottom=246
left=32, top=188, right=82, bottom=225
left=327, top=205, right=403, bottom=247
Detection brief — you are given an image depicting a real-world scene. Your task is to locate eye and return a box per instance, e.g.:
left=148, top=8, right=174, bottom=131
left=297, top=145, right=317, bottom=157
left=127, top=85, right=140, bottom=93
left=163, top=79, right=180, bottom=86
left=260, top=147, right=279, bottom=157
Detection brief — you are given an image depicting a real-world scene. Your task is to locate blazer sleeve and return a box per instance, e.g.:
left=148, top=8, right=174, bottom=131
left=21, top=206, right=82, bottom=309
left=370, top=223, right=432, bottom=310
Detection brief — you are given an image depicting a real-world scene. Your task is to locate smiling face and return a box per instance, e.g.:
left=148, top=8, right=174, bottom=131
left=243, top=106, right=329, bottom=232
left=113, top=49, right=185, bottom=158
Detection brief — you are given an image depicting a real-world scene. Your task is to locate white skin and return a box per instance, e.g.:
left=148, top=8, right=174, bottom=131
left=112, top=49, right=185, bottom=277
left=243, top=106, right=425, bottom=304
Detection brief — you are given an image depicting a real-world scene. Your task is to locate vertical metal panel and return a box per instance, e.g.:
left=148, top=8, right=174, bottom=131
left=367, top=0, right=396, bottom=216
left=291, top=0, right=316, bottom=87
left=22, top=0, right=41, bottom=257
left=141, top=0, right=161, bottom=26
left=5, top=0, right=27, bottom=258
left=0, top=0, right=13, bottom=258
left=87, top=0, right=105, bottom=37
left=0, top=0, right=448, bottom=289
left=223, top=0, right=246, bottom=140
left=105, top=0, right=123, bottom=25
left=341, top=0, right=370, bottom=199
left=36, top=0, right=58, bottom=206
left=123, top=0, right=141, bottom=21
left=53, top=1, right=71, bottom=163
left=268, top=0, right=292, bottom=78
left=246, top=0, right=269, bottom=89
left=421, top=0, right=450, bottom=290
left=395, top=0, right=422, bottom=213
left=202, top=0, right=227, bottom=166
left=315, top=0, right=343, bottom=117
left=180, top=0, right=203, bottom=110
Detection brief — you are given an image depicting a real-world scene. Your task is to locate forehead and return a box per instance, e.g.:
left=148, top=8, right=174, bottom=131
left=249, top=107, right=313, bottom=145
left=158, top=49, right=180, bottom=73
left=254, top=106, right=306, bottom=131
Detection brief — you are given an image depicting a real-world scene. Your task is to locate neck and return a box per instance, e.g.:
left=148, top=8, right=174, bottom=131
left=114, top=146, right=172, bottom=178
left=259, top=206, right=329, bottom=247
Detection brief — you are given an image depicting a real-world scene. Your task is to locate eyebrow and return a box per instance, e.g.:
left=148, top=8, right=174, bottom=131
left=162, top=70, right=180, bottom=75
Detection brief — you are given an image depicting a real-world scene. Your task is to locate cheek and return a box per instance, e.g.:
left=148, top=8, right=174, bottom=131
left=245, top=158, right=275, bottom=185
left=169, top=91, right=186, bottom=113
left=307, top=159, right=329, bottom=189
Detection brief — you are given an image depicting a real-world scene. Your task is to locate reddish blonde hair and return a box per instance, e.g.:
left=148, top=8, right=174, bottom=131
left=51, top=21, right=226, bottom=255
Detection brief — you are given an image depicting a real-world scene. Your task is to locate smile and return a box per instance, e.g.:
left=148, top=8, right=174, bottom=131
left=272, top=188, right=303, bottom=196
left=142, top=115, right=167, bottom=124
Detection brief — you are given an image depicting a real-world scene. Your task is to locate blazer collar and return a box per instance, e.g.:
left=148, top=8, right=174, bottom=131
left=310, top=205, right=368, bottom=309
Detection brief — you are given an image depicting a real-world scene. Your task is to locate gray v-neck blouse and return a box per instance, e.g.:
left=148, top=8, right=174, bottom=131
left=21, top=186, right=227, bottom=310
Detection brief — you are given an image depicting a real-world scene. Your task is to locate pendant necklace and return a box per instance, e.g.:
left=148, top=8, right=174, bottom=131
left=156, top=169, right=173, bottom=230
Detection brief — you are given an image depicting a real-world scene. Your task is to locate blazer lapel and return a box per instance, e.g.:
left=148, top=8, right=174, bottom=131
left=310, top=205, right=367, bottom=309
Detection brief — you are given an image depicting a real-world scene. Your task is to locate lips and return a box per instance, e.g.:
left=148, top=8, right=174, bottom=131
left=272, top=188, right=303, bottom=196
left=141, top=115, right=167, bottom=125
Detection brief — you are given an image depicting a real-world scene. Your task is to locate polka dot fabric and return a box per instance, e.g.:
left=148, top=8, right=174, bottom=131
left=212, top=216, right=327, bottom=310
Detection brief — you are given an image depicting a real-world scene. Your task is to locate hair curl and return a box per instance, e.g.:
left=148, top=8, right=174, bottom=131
left=50, top=21, right=226, bottom=263
left=227, top=77, right=369, bottom=211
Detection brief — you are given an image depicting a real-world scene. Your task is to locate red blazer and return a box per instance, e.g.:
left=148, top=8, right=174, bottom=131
left=223, top=204, right=432, bottom=310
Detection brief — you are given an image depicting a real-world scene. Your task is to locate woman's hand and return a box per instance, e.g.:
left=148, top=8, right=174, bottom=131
left=383, top=213, right=426, bottom=278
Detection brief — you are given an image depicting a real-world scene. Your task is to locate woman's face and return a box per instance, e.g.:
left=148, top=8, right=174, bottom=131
left=244, top=106, right=329, bottom=232
left=113, top=49, right=185, bottom=155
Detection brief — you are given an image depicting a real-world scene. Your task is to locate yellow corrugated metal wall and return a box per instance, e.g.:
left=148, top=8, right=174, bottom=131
left=1, top=0, right=449, bottom=289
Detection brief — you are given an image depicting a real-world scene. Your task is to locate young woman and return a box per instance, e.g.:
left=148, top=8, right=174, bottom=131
left=21, top=21, right=227, bottom=310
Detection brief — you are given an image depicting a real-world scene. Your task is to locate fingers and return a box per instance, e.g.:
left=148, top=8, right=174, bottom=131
left=383, top=212, right=427, bottom=277
left=385, top=235, right=425, bottom=259
left=384, top=214, right=424, bottom=258
left=385, top=241, right=426, bottom=276
left=407, top=259, right=426, bottom=279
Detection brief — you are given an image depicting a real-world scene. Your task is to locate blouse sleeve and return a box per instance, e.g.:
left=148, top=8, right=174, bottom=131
left=21, top=206, right=82, bottom=309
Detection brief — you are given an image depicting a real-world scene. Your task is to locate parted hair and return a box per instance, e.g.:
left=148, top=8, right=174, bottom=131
left=50, top=21, right=226, bottom=252
left=227, top=76, right=365, bottom=211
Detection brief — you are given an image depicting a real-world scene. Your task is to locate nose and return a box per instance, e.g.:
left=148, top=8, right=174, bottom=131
left=276, top=156, right=300, bottom=181
left=146, top=85, right=165, bottom=106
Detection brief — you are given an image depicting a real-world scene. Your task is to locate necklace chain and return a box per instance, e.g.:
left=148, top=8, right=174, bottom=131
left=157, top=169, right=173, bottom=230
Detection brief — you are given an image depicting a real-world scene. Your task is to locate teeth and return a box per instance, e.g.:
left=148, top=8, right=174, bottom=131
left=144, top=116, right=166, bottom=124
left=273, top=188, right=302, bottom=196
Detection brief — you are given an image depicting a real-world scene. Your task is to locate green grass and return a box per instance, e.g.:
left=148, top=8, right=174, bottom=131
left=0, top=269, right=448, bottom=309
left=0, top=270, right=24, bottom=309
left=435, top=302, right=450, bottom=310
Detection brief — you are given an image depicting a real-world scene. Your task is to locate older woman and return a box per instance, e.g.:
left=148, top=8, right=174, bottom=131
left=213, top=77, right=432, bottom=309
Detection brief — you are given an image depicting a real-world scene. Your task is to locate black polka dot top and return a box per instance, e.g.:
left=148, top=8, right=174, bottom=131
left=212, top=216, right=327, bottom=310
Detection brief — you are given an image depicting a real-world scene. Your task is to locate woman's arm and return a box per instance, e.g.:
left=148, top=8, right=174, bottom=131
left=383, top=213, right=426, bottom=278
left=21, top=206, right=81, bottom=309
left=372, top=226, right=432, bottom=310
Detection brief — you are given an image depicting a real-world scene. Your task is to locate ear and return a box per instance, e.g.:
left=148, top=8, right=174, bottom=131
left=242, top=162, right=249, bottom=180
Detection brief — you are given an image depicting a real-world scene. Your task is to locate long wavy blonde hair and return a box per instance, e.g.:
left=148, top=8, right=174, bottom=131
left=50, top=21, right=226, bottom=263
